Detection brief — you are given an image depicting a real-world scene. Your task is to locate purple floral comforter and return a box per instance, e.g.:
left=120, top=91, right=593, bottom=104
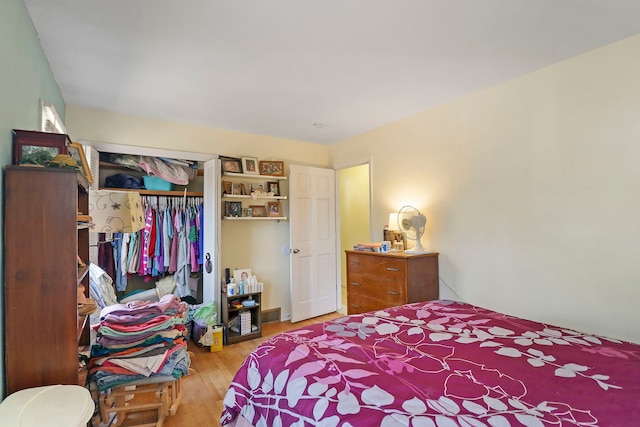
left=221, top=300, right=640, bottom=426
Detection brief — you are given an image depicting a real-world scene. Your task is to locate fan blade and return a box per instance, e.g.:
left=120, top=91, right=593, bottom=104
left=401, top=218, right=413, bottom=230
left=412, top=215, right=426, bottom=228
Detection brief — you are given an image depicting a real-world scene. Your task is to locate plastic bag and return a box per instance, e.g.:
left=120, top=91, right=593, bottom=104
left=199, top=326, right=214, bottom=346
left=192, top=301, right=217, bottom=326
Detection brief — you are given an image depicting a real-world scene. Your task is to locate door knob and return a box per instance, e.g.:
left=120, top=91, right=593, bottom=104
left=282, top=246, right=300, bottom=255
left=205, top=253, right=212, bottom=273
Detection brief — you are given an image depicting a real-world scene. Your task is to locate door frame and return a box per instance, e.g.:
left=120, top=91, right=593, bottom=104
left=79, top=140, right=220, bottom=307
left=334, top=157, right=373, bottom=312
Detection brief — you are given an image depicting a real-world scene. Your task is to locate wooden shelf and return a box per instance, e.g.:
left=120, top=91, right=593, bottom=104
left=221, top=292, right=262, bottom=345
left=222, top=194, right=287, bottom=200
left=77, top=264, right=90, bottom=286
left=227, top=330, right=261, bottom=344
left=223, top=172, right=287, bottom=180
left=99, top=160, right=203, bottom=176
left=101, top=187, right=204, bottom=197
left=77, top=314, right=89, bottom=342
left=223, top=216, right=287, bottom=221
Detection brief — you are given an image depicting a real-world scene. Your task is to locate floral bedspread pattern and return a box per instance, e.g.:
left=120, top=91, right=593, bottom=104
left=221, top=300, right=640, bottom=426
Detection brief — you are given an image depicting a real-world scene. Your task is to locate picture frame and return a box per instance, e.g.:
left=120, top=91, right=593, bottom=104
left=220, top=156, right=243, bottom=174
left=231, top=183, right=243, bottom=195
left=222, top=181, right=232, bottom=194
left=251, top=183, right=267, bottom=195
left=242, top=208, right=253, bottom=217
left=13, top=130, right=68, bottom=166
left=233, top=268, right=252, bottom=283
left=383, top=229, right=407, bottom=251
left=250, top=205, right=267, bottom=217
left=266, top=181, right=280, bottom=196
left=68, top=142, right=94, bottom=183
left=267, top=201, right=282, bottom=217
left=258, top=160, right=285, bottom=176
left=224, top=201, right=242, bottom=217
left=241, top=156, right=259, bottom=175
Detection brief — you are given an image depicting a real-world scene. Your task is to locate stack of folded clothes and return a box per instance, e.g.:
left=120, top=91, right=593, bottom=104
left=89, top=294, right=191, bottom=392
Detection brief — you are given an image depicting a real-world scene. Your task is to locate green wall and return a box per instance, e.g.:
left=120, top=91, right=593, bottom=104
left=0, top=0, right=66, bottom=399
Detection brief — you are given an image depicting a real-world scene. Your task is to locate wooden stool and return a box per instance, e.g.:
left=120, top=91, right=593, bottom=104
left=99, top=376, right=182, bottom=427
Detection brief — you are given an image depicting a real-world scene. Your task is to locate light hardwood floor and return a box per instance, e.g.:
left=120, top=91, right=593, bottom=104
left=106, top=311, right=342, bottom=427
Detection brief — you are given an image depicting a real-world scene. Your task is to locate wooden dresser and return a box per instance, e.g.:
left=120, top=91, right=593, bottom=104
left=345, top=250, right=439, bottom=315
left=4, top=161, right=90, bottom=395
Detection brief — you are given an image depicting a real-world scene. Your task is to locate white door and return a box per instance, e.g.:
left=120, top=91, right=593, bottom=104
left=289, top=165, right=337, bottom=322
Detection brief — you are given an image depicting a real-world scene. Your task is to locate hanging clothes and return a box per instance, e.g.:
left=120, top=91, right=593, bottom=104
left=109, top=195, right=205, bottom=298
left=98, top=232, right=116, bottom=281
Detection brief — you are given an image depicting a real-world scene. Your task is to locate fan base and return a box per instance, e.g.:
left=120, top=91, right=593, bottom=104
left=404, top=249, right=432, bottom=254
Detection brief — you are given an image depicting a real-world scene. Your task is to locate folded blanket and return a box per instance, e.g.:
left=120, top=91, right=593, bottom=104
left=140, top=156, right=197, bottom=185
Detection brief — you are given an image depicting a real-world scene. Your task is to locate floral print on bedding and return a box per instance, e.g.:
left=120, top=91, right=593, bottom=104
left=221, top=300, right=640, bottom=426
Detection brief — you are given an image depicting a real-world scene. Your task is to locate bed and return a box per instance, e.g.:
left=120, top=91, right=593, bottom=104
left=220, top=300, right=640, bottom=426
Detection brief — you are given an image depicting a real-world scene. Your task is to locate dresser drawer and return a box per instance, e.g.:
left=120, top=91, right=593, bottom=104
left=347, top=292, right=396, bottom=315
left=347, top=272, right=405, bottom=302
left=347, top=253, right=407, bottom=278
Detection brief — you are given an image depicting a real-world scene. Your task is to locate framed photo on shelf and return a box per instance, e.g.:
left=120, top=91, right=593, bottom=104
left=13, top=132, right=68, bottom=166
left=67, top=142, right=94, bottom=183
left=231, top=183, right=243, bottom=195
left=225, top=201, right=242, bottom=217
left=222, top=181, right=232, bottom=194
left=233, top=268, right=252, bottom=283
left=241, top=156, right=259, bottom=175
left=242, top=208, right=253, bottom=217
left=258, top=160, right=285, bottom=176
left=250, top=205, right=267, bottom=217
left=267, top=201, right=282, bottom=217
left=266, top=181, right=280, bottom=196
left=220, top=156, right=243, bottom=174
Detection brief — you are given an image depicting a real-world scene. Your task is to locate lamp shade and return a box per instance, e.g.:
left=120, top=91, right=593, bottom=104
left=388, top=213, right=400, bottom=230
left=89, top=190, right=145, bottom=233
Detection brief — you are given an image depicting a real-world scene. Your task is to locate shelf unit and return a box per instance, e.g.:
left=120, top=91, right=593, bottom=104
left=4, top=157, right=91, bottom=395
left=221, top=172, right=288, bottom=221
left=220, top=292, right=262, bottom=344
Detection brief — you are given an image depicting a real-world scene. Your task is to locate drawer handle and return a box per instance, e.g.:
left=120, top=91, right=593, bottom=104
left=350, top=282, right=361, bottom=287
left=387, top=290, right=401, bottom=295
left=350, top=304, right=361, bottom=308
left=350, top=261, right=360, bottom=265
left=386, top=267, right=399, bottom=271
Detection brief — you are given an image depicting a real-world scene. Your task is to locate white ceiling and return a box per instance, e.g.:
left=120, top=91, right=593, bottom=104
left=24, top=1, right=640, bottom=145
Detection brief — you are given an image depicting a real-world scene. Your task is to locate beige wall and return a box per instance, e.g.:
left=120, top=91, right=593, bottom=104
left=66, top=35, right=640, bottom=342
left=329, top=35, right=640, bottom=343
left=66, top=106, right=330, bottom=318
